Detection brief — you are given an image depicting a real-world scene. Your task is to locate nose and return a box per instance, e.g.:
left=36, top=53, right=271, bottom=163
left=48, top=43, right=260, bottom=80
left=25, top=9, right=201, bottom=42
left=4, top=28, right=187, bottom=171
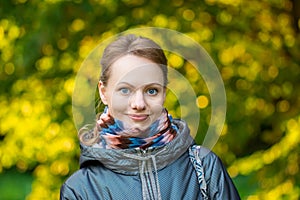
left=130, top=91, right=146, bottom=110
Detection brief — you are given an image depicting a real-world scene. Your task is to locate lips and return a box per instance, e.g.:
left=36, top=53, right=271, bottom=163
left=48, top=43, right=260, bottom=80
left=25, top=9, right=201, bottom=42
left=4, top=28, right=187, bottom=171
left=128, top=114, right=149, bottom=122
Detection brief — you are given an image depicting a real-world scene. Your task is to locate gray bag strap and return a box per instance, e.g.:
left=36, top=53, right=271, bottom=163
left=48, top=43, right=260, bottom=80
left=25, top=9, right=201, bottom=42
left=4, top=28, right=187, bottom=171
left=189, top=145, right=208, bottom=200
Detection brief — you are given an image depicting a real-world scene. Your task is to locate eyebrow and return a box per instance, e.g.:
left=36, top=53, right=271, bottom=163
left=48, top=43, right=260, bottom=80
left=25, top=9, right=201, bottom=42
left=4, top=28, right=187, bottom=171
left=117, top=82, right=164, bottom=88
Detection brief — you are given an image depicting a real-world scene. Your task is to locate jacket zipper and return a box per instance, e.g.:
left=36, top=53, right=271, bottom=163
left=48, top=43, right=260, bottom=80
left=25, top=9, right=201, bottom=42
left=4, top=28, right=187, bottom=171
left=139, top=148, right=156, bottom=200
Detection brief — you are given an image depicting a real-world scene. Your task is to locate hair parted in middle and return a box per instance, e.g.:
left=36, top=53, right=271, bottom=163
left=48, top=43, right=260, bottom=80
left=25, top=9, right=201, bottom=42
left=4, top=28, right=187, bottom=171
left=100, top=34, right=168, bottom=86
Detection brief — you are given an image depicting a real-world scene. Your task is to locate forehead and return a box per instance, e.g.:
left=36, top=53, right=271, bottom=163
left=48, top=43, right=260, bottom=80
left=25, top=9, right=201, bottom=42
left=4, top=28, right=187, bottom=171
left=108, top=55, right=164, bottom=85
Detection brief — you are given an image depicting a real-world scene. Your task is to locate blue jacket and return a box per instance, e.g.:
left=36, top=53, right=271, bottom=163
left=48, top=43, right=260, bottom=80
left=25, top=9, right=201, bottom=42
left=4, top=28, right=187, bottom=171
left=60, top=120, right=240, bottom=200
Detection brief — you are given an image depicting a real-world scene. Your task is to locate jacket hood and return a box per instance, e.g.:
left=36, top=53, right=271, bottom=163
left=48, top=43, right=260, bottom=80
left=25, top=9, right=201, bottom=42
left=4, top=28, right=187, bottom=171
left=79, top=119, right=194, bottom=175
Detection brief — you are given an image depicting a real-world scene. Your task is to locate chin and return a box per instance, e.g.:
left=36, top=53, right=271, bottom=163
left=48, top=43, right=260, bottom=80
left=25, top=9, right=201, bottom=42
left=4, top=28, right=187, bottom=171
left=119, top=127, right=146, bottom=138
left=127, top=123, right=152, bottom=137
left=129, top=124, right=148, bottom=132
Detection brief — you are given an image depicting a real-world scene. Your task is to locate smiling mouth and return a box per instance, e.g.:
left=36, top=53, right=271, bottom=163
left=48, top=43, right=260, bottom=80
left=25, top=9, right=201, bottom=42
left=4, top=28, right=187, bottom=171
left=128, top=114, right=149, bottom=122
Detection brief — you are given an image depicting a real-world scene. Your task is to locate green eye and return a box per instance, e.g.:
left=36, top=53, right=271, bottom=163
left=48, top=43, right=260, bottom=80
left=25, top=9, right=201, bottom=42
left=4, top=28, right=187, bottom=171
left=147, top=88, right=158, bottom=95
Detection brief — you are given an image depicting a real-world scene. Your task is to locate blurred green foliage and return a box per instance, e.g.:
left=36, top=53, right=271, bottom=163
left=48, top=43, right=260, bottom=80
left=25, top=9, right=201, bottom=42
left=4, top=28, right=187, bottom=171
left=0, top=0, right=299, bottom=199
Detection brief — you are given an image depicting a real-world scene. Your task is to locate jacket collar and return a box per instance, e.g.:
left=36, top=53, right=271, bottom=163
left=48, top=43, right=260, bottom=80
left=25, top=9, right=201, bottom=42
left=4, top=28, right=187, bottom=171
left=79, top=119, right=194, bottom=175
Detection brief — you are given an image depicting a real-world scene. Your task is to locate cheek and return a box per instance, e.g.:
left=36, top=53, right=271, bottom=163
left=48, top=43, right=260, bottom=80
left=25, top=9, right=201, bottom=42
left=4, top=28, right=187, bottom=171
left=108, top=95, right=128, bottom=117
left=106, top=89, right=127, bottom=107
left=147, top=97, right=165, bottom=112
left=151, top=93, right=165, bottom=104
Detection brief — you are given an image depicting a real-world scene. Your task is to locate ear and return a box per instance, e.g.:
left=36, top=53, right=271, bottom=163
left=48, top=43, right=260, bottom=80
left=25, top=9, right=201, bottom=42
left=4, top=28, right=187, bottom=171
left=98, top=81, right=108, bottom=105
left=162, top=87, right=167, bottom=104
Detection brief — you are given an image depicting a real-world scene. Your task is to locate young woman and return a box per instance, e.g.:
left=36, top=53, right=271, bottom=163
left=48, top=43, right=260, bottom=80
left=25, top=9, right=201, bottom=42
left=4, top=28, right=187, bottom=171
left=60, top=34, right=240, bottom=200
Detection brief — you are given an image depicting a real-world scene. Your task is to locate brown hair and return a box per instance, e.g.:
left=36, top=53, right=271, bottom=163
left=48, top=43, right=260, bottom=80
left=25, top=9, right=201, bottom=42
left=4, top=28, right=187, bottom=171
left=79, top=34, right=168, bottom=146
left=100, top=34, right=168, bottom=86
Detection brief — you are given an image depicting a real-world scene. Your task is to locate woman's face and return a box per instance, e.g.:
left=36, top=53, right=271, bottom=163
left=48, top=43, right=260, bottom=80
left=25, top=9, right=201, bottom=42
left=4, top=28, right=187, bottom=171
left=99, top=54, right=166, bottom=136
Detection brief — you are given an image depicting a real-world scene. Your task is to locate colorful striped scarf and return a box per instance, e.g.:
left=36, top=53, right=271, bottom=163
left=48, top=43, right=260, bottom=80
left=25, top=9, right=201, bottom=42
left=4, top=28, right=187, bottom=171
left=96, top=107, right=178, bottom=149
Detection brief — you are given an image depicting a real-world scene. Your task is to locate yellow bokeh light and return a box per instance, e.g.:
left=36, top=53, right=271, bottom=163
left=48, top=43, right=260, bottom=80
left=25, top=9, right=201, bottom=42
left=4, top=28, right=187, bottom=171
left=247, top=195, right=259, bottom=200
left=277, top=100, right=290, bottom=112
left=59, top=53, right=74, bottom=71
left=70, top=18, right=85, bottom=32
left=0, top=19, right=9, bottom=30
left=284, top=34, right=295, bottom=47
left=36, top=151, right=48, bottom=163
left=186, top=32, right=200, bottom=43
left=199, top=12, right=212, bottom=24
left=196, top=95, right=209, bottom=109
left=258, top=31, right=270, bottom=43
left=21, top=101, right=33, bottom=116
left=232, top=44, right=245, bottom=58
left=42, top=44, right=54, bottom=56
left=228, top=165, right=238, bottom=178
left=16, top=159, right=28, bottom=171
left=219, top=11, right=232, bottom=24
left=219, top=48, right=233, bottom=65
left=8, top=25, right=20, bottom=40
left=269, top=84, right=281, bottom=98
left=78, top=36, right=97, bottom=58
left=205, top=0, right=241, bottom=6
left=221, top=66, right=234, bottom=80
left=182, top=9, right=195, bottom=21
left=0, top=26, right=4, bottom=41
left=248, top=61, right=262, bottom=81
left=167, top=16, right=179, bottom=30
left=271, top=35, right=282, bottom=49
left=168, top=53, right=183, bottom=69
left=153, top=14, right=168, bottom=27
left=36, top=56, right=54, bottom=71
left=50, top=160, right=69, bottom=176
left=184, top=63, right=200, bottom=83
left=278, top=13, right=290, bottom=28
left=57, top=38, right=69, bottom=50
left=4, top=62, right=15, bottom=75
left=114, top=16, right=127, bottom=28
left=267, top=65, right=278, bottom=79
left=221, top=123, right=228, bottom=136
left=1, top=46, right=13, bottom=61
left=61, top=138, right=75, bottom=152
left=64, top=78, right=74, bottom=96
left=286, top=118, right=298, bottom=131
left=46, top=123, right=60, bottom=139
